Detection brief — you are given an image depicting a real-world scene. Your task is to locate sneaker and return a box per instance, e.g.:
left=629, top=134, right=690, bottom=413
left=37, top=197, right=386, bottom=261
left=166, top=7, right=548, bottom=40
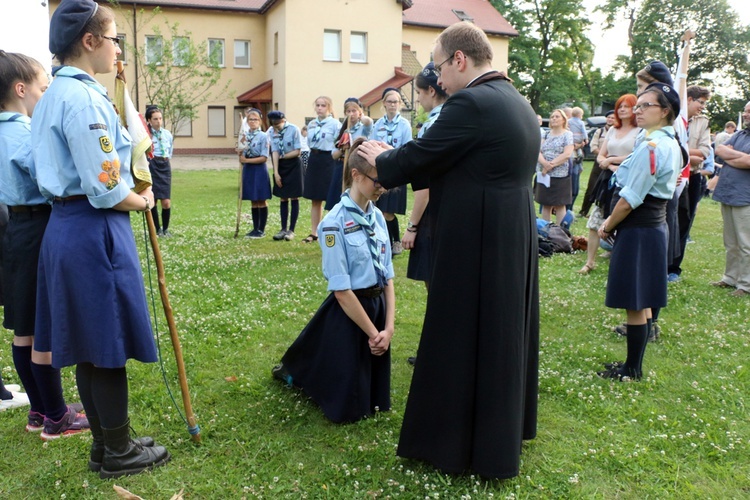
left=0, top=391, right=30, bottom=412
left=272, top=230, right=287, bottom=241
left=156, top=229, right=164, bottom=237
left=26, top=411, right=45, bottom=432
left=407, top=356, right=417, bottom=366
left=283, top=230, right=295, bottom=241
left=613, top=323, right=627, bottom=336
left=686, top=236, right=695, bottom=244
left=271, top=364, right=294, bottom=386
left=649, top=323, right=661, bottom=342
left=392, top=240, right=403, bottom=256
left=162, top=229, right=172, bottom=238
left=40, top=405, right=90, bottom=441
left=667, top=273, right=681, bottom=283
left=247, top=229, right=265, bottom=239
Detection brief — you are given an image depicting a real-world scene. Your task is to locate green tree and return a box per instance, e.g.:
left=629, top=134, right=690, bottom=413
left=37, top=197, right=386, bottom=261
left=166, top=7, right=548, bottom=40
left=113, top=4, right=233, bottom=133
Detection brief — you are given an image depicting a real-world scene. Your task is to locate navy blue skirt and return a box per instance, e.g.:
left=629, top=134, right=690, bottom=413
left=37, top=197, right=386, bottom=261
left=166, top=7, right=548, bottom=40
left=325, top=159, right=345, bottom=211
left=2, top=209, right=50, bottom=335
left=272, top=157, right=304, bottom=199
left=34, top=200, right=157, bottom=369
left=280, top=292, right=391, bottom=423
left=375, top=185, right=407, bottom=215
left=242, top=163, right=272, bottom=201
left=605, top=223, right=668, bottom=311
left=148, top=157, right=172, bottom=199
left=303, top=151, right=335, bottom=200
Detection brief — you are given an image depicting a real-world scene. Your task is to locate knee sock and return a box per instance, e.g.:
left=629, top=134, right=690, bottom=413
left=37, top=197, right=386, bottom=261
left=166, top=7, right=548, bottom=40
left=290, top=199, right=299, bottom=232
left=12, top=345, right=43, bottom=413
left=161, top=208, right=171, bottom=231
left=651, top=307, right=660, bottom=322
left=259, top=207, right=268, bottom=232
left=280, top=201, right=289, bottom=231
left=251, top=207, right=260, bottom=231
left=622, top=323, right=649, bottom=379
left=386, top=217, right=400, bottom=243
left=76, top=362, right=97, bottom=417
left=90, top=367, right=129, bottom=429
left=0, top=377, right=12, bottom=400
left=151, top=207, right=161, bottom=231
left=30, top=362, right=67, bottom=421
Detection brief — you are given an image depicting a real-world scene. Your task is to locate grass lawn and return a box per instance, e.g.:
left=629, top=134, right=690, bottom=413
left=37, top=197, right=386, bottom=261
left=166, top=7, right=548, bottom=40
left=1, top=163, right=748, bottom=498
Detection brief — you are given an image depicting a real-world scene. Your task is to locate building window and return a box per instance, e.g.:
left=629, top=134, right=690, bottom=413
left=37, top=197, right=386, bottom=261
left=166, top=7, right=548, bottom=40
left=274, top=32, right=279, bottom=65
left=452, top=9, right=474, bottom=22
left=234, top=40, right=250, bottom=68
left=145, top=35, right=163, bottom=65
left=117, top=33, right=127, bottom=63
left=350, top=32, right=367, bottom=63
left=323, top=30, right=341, bottom=62
left=174, top=117, right=192, bottom=137
left=208, top=106, right=226, bottom=137
left=208, top=38, right=225, bottom=67
left=172, top=36, right=190, bottom=66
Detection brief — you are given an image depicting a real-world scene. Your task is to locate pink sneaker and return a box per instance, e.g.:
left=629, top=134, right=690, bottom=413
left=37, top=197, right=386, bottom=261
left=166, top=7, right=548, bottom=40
left=40, top=406, right=90, bottom=441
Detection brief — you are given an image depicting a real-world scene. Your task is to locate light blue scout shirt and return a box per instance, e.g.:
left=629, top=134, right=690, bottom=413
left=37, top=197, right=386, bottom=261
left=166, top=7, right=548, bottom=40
left=418, top=104, right=443, bottom=139
left=370, top=114, right=412, bottom=148
left=615, top=126, right=682, bottom=209
left=333, top=120, right=372, bottom=156
left=151, top=127, right=173, bottom=157
left=270, top=122, right=302, bottom=156
left=318, top=191, right=394, bottom=291
left=0, top=113, right=48, bottom=206
left=243, top=129, right=269, bottom=159
left=306, top=116, right=339, bottom=151
left=31, top=66, right=134, bottom=209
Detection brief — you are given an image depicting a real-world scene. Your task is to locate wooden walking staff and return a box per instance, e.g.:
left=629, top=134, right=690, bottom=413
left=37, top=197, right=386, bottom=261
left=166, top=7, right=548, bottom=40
left=114, top=62, right=201, bottom=443
left=234, top=112, right=244, bottom=238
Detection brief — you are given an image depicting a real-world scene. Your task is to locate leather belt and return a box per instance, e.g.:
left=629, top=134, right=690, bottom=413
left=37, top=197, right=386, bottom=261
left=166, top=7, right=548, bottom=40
left=353, top=286, right=383, bottom=298
left=310, top=149, right=332, bottom=155
left=10, top=204, right=51, bottom=213
left=53, top=195, right=87, bottom=202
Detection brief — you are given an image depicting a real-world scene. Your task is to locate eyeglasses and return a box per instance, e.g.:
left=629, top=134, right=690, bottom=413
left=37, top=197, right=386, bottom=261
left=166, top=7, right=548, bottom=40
left=696, top=99, right=708, bottom=106
left=633, top=102, right=662, bottom=112
left=362, top=172, right=381, bottom=187
left=100, top=35, right=121, bottom=47
left=247, top=118, right=261, bottom=122
left=384, top=99, right=400, bottom=105
left=434, top=53, right=455, bottom=76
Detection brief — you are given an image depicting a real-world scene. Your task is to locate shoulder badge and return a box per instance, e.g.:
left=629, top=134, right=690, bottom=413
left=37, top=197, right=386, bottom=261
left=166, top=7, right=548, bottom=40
left=325, top=234, right=335, bottom=247
left=99, top=136, right=113, bottom=153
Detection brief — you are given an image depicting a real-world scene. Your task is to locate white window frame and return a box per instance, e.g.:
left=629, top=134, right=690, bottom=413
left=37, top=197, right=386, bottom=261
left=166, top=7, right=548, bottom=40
left=208, top=38, right=225, bottom=67
left=208, top=106, right=226, bottom=137
left=234, top=40, right=251, bottom=68
left=117, top=33, right=127, bottom=64
left=172, top=36, right=190, bottom=67
left=145, top=35, right=163, bottom=65
left=350, top=32, right=367, bottom=63
left=323, top=30, right=341, bottom=62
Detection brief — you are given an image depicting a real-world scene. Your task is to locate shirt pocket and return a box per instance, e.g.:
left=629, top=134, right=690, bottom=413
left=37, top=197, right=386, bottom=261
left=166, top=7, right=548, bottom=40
left=344, top=230, right=371, bottom=264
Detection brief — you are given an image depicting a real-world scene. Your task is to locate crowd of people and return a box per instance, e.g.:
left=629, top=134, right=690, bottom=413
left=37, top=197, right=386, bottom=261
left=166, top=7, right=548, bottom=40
left=1, top=0, right=748, bottom=485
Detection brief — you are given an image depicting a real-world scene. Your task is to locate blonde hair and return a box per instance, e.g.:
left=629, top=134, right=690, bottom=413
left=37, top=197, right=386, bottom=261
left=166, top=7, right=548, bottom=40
left=551, top=109, right=568, bottom=129
left=314, top=96, right=334, bottom=118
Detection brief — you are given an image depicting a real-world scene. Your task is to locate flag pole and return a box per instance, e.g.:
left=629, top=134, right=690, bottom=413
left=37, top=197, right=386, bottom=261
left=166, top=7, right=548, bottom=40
left=116, top=61, right=201, bottom=443
left=235, top=112, right=244, bottom=238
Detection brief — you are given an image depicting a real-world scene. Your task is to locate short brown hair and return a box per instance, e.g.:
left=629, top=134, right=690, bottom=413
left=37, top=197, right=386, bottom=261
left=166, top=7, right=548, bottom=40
left=436, top=22, right=493, bottom=66
left=687, top=85, right=710, bottom=101
left=0, top=51, right=44, bottom=109
left=344, top=137, right=376, bottom=189
left=56, top=4, right=116, bottom=64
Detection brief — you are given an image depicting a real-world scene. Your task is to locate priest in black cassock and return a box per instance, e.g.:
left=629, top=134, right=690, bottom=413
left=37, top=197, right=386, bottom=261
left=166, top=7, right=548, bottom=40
left=359, top=21, right=540, bottom=480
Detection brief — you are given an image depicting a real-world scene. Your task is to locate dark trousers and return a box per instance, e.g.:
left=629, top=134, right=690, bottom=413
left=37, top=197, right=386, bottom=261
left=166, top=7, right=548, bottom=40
left=668, top=173, right=704, bottom=275
left=579, top=162, right=603, bottom=216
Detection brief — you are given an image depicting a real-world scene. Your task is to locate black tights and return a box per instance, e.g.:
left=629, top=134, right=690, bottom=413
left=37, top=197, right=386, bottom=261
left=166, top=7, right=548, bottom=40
left=75, top=363, right=129, bottom=429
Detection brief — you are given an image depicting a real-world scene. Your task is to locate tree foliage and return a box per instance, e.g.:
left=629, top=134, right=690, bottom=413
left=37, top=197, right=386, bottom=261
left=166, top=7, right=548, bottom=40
left=115, top=4, right=233, bottom=133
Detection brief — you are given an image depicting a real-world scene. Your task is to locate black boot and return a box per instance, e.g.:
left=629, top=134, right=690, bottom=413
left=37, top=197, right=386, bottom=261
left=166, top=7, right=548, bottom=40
left=99, top=419, right=170, bottom=479
left=87, top=416, right=156, bottom=472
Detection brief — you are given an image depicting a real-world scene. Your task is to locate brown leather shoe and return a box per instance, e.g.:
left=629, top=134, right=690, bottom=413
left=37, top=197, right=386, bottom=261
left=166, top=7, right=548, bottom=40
left=711, top=280, right=734, bottom=288
left=730, top=289, right=749, bottom=297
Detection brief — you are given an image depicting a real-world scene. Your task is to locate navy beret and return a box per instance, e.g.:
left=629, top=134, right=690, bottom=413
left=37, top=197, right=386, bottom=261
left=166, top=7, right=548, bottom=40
left=604, top=110, right=615, bottom=117
left=381, top=87, right=400, bottom=100
left=645, top=82, right=680, bottom=119
left=49, top=0, right=99, bottom=55
left=344, top=97, right=361, bottom=107
left=420, top=62, right=439, bottom=88
left=267, top=111, right=285, bottom=122
left=643, top=61, right=673, bottom=87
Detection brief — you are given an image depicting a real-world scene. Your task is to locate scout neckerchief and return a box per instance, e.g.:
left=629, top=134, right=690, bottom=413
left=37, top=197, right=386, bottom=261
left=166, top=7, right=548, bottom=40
left=275, top=124, right=289, bottom=156
left=0, top=112, right=29, bottom=124
left=348, top=120, right=362, bottom=136
left=311, top=116, right=329, bottom=144
left=245, top=128, right=261, bottom=157
left=53, top=66, right=110, bottom=102
left=341, top=191, right=387, bottom=288
left=151, top=127, right=170, bottom=157
left=383, top=114, right=401, bottom=146
left=419, top=104, right=443, bottom=138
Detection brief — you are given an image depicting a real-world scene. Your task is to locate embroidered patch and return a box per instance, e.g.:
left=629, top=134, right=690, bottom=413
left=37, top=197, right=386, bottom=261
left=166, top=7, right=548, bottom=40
left=99, top=136, right=113, bottom=153
left=344, top=225, right=362, bottom=234
left=325, top=234, right=335, bottom=247
left=99, top=159, right=120, bottom=189
left=101, top=160, right=112, bottom=171
left=321, top=226, right=338, bottom=232
left=89, top=123, right=108, bottom=131
left=381, top=243, right=386, bottom=254
left=344, top=220, right=355, bottom=227
left=98, top=172, right=110, bottom=183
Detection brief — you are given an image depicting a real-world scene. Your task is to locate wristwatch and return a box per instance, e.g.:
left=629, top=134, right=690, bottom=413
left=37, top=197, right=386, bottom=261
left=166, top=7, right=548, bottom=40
left=142, top=196, right=151, bottom=212
left=407, top=220, right=418, bottom=232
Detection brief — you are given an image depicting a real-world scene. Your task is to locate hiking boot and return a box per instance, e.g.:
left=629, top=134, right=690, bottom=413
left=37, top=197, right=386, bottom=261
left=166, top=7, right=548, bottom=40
left=283, top=230, right=295, bottom=241
left=40, top=405, right=90, bottom=441
left=99, top=419, right=170, bottom=479
left=26, top=411, right=45, bottom=432
left=87, top=416, right=155, bottom=472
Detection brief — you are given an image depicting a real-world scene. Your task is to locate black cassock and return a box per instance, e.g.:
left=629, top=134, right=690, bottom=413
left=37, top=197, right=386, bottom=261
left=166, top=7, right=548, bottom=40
left=376, top=73, right=540, bottom=479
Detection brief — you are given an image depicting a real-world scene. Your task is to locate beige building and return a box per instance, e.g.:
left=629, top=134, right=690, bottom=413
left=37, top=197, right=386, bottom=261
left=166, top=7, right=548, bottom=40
left=49, top=0, right=516, bottom=153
